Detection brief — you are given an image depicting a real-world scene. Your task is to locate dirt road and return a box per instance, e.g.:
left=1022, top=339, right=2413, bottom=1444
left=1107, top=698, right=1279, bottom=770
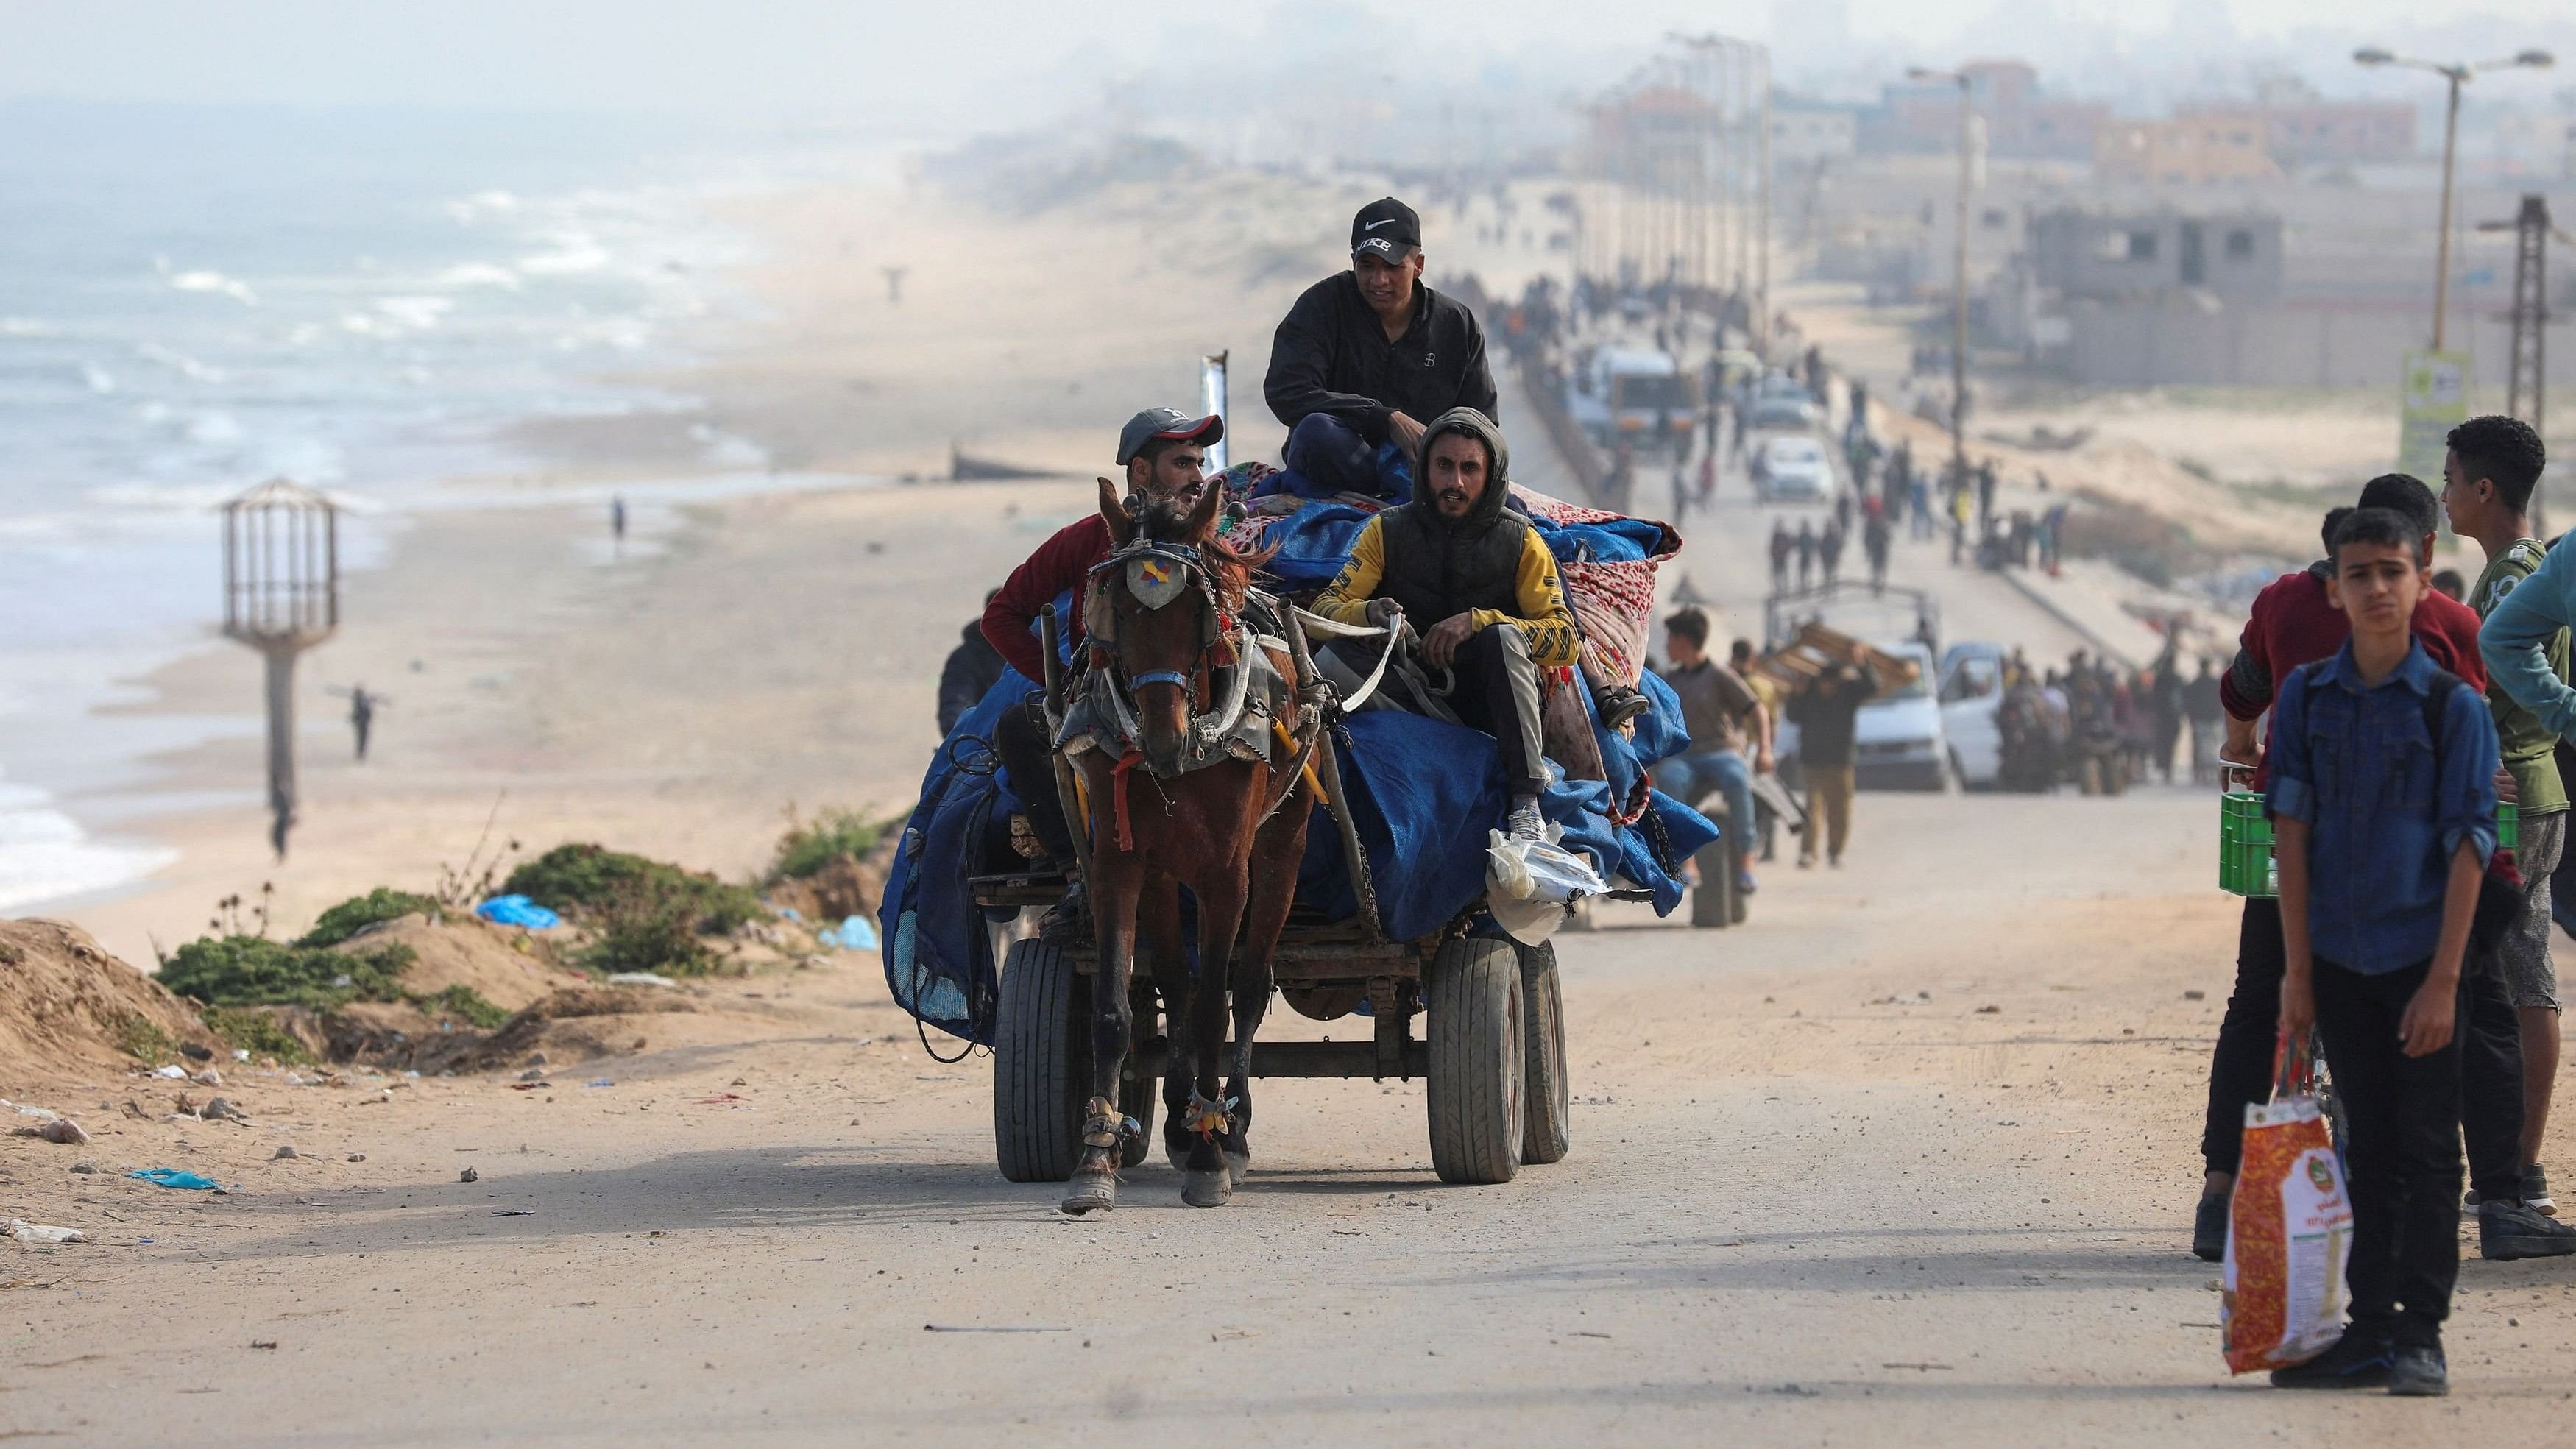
left=13, top=778, right=2573, bottom=1446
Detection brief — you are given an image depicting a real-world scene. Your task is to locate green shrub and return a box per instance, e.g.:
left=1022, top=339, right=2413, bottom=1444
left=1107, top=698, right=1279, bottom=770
left=765, top=808, right=887, bottom=885
left=160, top=935, right=417, bottom=1011
left=299, top=888, right=440, bottom=948
left=573, top=884, right=723, bottom=977
left=421, top=985, right=511, bottom=1030
left=202, top=1005, right=315, bottom=1066
left=503, top=844, right=761, bottom=935
left=115, top=1012, right=180, bottom=1064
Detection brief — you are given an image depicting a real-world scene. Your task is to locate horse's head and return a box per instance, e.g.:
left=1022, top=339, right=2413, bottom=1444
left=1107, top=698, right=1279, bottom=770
left=1090, top=475, right=1230, bottom=776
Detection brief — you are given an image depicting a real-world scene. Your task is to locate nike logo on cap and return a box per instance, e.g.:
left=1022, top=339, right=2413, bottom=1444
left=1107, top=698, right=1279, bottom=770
left=1365, top=219, right=1396, bottom=230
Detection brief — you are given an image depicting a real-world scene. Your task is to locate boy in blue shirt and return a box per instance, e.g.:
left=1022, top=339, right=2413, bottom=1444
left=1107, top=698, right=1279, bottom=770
left=2271, top=506, right=2501, bottom=1397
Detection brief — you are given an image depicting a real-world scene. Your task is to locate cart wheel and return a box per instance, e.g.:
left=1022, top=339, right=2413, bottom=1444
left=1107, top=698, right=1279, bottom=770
left=1117, top=985, right=1156, bottom=1170
left=1691, top=840, right=1734, bottom=929
left=1426, top=935, right=1524, bottom=1185
left=993, top=938, right=1086, bottom=1183
left=1517, top=942, right=1571, bottom=1166
left=1730, top=877, right=1749, bottom=924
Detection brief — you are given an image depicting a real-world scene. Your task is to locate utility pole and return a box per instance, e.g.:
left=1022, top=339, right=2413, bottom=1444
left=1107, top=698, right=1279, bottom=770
left=221, top=479, right=339, bottom=861
left=1911, top=66, right=1976, bottom=484
left=2483, top=193, right=2558, bottom=532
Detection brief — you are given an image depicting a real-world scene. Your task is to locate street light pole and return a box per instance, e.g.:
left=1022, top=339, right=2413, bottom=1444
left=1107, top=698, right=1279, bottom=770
left=1910, top=66, right=1976, bottom=485
left=2357, top=45, right=2555, bottom=352
left=2432, top=68, right=2462, bottom=349
left=1950, top=73, right=1970, bottom=484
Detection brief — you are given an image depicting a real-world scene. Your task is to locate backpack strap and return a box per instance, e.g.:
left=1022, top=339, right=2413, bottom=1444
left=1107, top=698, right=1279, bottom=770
left=2421, top=666, right=2464, bottom=745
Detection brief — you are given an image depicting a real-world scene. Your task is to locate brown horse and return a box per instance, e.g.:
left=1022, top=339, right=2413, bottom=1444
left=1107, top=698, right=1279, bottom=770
left=1060, top=477, right=1314, bottom=1213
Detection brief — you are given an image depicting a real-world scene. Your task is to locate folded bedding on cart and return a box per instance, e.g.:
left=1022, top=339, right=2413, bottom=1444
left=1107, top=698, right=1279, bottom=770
left=878, top=478, right=1713, bottom=1046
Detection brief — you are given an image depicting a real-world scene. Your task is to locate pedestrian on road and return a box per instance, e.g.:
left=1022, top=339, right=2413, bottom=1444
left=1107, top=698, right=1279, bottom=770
left=611, top=495, right=627, bottom=552
left=1976, top=460, right=1998, bottom=532
left=1769, top=520, right=1793, bottom=592
left=1788, top=641, right=1879, bottom=868
left=2149, top=645, right=2187, bottom=783
left=1864, top=511, right=1892, bottom=595
left=2265, top=505, right=2499, bottom=1396
left=2193, top=476, right=2552, bottom=1269
left=1833, top=486, right=1853, bottom=537
left=1794, top=520, right=1816, bottom=591
left=2184, top=656, right=2223, bottom=784
left=1819, top=520, right=1845, bottom=586
left=2453, top=415, right=2576, bottom=1220
left=1652, top=608, right=1770, bottom=901
left=348, top=685, right=378, bottom=762
left=1733, top=637, right=1785, bottom=862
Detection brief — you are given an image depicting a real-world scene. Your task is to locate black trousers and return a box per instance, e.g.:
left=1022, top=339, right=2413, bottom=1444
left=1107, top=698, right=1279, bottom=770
left=989, top=690, right=1076, bottom=865
left=1443, top=624, right=1548, bottom=798
left=2313, top=957, right=2465, bottom=1349
left=2199, top=897, right=2524, bottom=1201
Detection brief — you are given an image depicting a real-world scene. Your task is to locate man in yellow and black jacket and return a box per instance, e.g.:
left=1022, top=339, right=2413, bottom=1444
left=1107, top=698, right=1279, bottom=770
left=1311, top=407, right=1577, bottom=840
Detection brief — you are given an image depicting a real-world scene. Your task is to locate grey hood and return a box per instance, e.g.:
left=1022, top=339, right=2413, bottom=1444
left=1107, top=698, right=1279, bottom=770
left=1412, top=406, right=1513, bottom=532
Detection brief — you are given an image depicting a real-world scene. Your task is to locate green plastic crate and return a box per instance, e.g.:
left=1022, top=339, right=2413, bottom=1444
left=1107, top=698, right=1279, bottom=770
left=2221, top=793, right=2519, bottom=899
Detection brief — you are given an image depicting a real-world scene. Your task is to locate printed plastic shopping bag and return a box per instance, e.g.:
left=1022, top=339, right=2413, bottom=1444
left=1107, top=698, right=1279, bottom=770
left=2221, top=1036, right=2354, bottom=1374
left=1485, top=827, right=1609, bottom=946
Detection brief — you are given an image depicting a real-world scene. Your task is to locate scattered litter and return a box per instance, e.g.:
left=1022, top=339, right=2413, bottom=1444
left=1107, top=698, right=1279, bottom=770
left=1882, top=1362, right=1954, bottom=1372
left=475, top=895, right=561, bottom=929
left=7, top=1221, right=85, bottom=1245
left=459, top=1168, right=478, bottom=1183
left=346, top=1154, right=366, bottom=1163
left=1, top=1099, right=60, bottom=1121
left=696, top=1093, right=748, bottom=1105
left=816, top=915, right=879, bottom=951
left=232, top=1049, right=250, bottom=1062
left=272, top=1146, right=298, bottom=1161
left=250, top=1341, right=277, bottom=1350
left=1571, top=1331, right=1612, bottom=1339
left=191, top=1069, right=223, bottom=1087
left=922, top=1324, right=1069, bottom=1333
left=2183, top=989, right=2207, bottom=1001
left=1975, top=1005, right=2000, bottom=1015
left=150, top=1065, right=188, bottom=1080
left=121, top=1099, right=147, bottom=1119
left=606, top=972, right=678, bottom=988
left=130, top=1169, right=222, bottom=1191
left=585, top=1080, right=614, bottom=1088
left=203, top=1097, right=245, bottom=1122
left=10, top=1119, right=91, bottom=1145
left=508, top=1082, right=545, bottom=1091
left=492, top=1210, right=534, bottom=1217
left=70, top=1162, right=96, bottom=1175
left=517, top=1068, right=546, bottom=1083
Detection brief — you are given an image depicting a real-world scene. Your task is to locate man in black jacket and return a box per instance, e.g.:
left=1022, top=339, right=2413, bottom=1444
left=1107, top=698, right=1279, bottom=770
left=1264, top=198, right=1497, bottom=499
left=935, top=591, right=1005, bottom=736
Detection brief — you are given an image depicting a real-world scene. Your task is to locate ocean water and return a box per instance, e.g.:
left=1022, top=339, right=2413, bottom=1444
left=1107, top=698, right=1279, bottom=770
left=0, top=101, right=813, bottom=912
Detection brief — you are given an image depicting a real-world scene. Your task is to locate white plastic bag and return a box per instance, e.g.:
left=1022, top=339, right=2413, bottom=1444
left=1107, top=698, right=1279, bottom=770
left=1485, top=827, right=1609, bottom=946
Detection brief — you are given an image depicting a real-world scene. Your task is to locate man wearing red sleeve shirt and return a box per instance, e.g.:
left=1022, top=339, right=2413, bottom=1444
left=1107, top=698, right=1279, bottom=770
left=983, top=407, right=1222, bottom=935
left=2192, top=474, right=2494, bottom=1261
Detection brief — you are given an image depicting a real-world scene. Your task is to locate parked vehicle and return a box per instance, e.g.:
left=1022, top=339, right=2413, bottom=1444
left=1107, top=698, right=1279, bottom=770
left=1937, top=642, right=2006, bottom=790
left=1568, top=348, right=1696, bottom=448
left=1752, top=435, right=1835, bottom=504
left=1852, top=642, right=1950, bottom=790
left=1746, top=375, right=1823, bottom=431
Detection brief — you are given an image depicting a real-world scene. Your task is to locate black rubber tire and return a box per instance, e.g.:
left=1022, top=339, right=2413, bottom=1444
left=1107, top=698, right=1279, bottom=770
left=1730, top=877, right=1749, bottom=924
left=992, top=938, right=1086, bottom=1183
left=1517, top=942, right=1571, bottom=1166
left=1426, top=936, right=1524, bottom=1185
left=1691, top=840, right=1734, bottom=929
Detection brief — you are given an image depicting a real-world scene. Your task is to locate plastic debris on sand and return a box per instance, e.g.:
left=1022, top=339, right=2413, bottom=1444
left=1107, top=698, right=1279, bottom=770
left=474, top=894, right=562, bottom=929
left=130, top=1168, right=222, bottom=1190
left=7, top=1221, right=85, bottom=1244
left=816, top=914, right=880, bottom=951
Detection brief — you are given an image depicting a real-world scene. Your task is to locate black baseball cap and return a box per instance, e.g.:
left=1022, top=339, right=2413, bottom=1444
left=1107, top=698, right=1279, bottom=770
left=1351, top=197, right=1420, bottom=263
left=1115, top=407, right=1223, bottom=466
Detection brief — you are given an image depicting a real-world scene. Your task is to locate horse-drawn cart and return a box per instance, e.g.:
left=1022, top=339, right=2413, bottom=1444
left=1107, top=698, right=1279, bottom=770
left=980, top=605, right=1574, bottom=1188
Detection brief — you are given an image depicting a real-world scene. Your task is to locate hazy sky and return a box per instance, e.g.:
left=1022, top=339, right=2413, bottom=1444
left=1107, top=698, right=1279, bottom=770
left=7, top=1, right=2572, bottom=120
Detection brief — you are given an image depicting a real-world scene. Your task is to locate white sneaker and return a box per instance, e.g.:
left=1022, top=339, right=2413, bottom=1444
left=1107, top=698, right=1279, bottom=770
left=1505, top=797, right=1546, bottom=843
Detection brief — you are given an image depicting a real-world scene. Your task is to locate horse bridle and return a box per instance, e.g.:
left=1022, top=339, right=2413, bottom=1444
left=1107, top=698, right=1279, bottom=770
left=1083, top=537, right=1253, bottom=766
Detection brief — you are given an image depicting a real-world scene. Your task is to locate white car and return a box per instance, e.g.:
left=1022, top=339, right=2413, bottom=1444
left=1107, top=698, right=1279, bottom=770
left=1753, top=435, right=1834, bottom=504
left=1937, top=642, right=2007, bottom=789
left=1851, top=642, right=1949, bottom=790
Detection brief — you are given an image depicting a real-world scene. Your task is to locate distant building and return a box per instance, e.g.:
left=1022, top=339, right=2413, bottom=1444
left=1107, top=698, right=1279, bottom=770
left=2095, top=118, right=2282, bottom=185
left=2027, top=207, right=2283, bottom=301
left=1860, top=60, right=2107, bottom=163
left=1772, top=99, right=1858, bottom=166
left=2176, top=79, right=2415, bottom=166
